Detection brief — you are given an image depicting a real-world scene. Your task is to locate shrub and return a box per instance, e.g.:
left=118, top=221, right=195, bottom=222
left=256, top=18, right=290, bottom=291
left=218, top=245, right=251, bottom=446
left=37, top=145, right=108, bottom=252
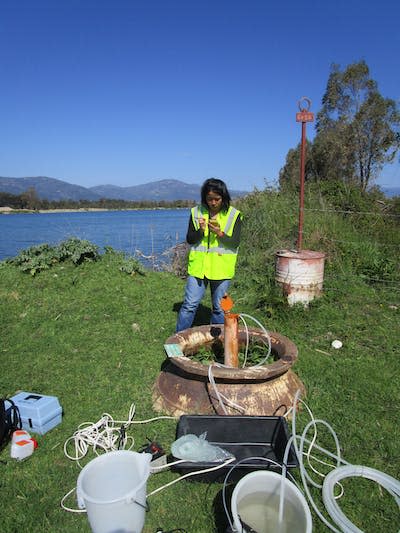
left=5, top=237, right=100, bottom=275
left=119, top=257, right=146, bottom=276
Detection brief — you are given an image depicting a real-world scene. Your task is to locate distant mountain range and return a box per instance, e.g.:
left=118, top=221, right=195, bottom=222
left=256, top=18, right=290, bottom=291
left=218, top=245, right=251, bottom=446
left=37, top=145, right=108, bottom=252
left=0, top=175, right=397, bottom=202
left=0, top=176, right=249, bottom=202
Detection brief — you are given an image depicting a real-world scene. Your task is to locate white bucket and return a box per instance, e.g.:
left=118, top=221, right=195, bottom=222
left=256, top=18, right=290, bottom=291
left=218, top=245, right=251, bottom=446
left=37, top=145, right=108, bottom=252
left=76, top=450, right=152, bottom=533
left=231, top=471, right=312, bottom=533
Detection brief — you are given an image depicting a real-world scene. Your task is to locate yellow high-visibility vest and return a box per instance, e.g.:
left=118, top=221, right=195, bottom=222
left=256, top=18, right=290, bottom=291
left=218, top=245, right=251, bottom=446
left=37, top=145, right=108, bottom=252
left=187, top=205, right=241, bottom=280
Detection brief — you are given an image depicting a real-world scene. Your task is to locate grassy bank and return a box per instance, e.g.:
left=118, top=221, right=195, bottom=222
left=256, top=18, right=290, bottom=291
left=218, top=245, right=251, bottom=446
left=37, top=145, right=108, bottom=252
left=1, top=187, right=399, bottom=532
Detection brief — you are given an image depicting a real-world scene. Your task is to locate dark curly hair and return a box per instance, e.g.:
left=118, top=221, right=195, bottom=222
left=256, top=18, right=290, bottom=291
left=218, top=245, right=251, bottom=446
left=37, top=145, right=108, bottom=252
left=200, top=178, right=231, bottom=213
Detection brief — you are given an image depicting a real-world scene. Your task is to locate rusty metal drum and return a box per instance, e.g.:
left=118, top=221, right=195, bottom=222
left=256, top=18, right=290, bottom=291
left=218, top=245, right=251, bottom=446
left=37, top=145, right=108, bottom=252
left=275, top=249, right=326, bottom=306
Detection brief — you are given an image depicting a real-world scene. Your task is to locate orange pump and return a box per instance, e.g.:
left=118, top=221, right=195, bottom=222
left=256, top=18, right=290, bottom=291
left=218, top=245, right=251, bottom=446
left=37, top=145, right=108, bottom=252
left=220, top=294, right=234, bottom=312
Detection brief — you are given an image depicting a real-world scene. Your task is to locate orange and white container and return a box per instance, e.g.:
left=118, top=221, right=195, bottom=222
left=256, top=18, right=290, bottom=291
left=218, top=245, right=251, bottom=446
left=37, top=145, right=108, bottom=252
left=10, top=430, right=35, bottom=460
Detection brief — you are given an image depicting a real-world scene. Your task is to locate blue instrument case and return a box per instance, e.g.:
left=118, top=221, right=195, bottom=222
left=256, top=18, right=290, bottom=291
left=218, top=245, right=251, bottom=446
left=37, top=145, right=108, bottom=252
left=10, top=391, right=62, bottom=435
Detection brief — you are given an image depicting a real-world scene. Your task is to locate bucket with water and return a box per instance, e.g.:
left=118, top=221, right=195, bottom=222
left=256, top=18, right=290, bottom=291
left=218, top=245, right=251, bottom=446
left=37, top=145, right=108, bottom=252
left=231, top=470, right=312, bottom=533
left=76, top=450, right=152, bottom=533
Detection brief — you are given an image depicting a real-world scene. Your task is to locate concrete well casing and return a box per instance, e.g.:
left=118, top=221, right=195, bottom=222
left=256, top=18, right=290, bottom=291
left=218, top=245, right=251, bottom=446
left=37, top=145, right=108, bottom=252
left=152, top=325, right=305, bottom=417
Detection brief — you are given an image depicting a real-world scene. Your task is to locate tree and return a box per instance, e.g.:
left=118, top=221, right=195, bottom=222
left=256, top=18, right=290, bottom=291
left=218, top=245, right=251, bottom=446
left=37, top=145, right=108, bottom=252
left=279, top=61, right=400, bottom=192
left=20, top=187, right=41, bottom=210
left=311, top=121, right=355, bottom=184
left=316, top=60, right=400, bottom=191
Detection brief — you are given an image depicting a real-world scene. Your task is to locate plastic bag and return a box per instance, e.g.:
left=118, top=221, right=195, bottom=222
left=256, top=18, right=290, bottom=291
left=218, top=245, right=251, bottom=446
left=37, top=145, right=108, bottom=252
left=171, top=432, right=235, bottom=462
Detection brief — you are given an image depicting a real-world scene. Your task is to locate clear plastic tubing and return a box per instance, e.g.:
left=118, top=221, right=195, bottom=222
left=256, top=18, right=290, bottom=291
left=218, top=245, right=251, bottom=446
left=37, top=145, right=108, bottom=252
left=322, top=465, right=400, bottom=533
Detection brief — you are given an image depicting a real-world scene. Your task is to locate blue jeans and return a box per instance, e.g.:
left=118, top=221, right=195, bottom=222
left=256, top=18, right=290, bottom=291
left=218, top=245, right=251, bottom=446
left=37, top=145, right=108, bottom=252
left=176, top=276, right=231, bottom=332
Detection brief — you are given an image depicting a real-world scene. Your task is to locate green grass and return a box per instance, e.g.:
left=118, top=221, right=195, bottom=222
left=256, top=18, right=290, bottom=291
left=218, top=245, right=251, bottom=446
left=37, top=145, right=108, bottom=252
left=1, top=189, right=399, bottom=532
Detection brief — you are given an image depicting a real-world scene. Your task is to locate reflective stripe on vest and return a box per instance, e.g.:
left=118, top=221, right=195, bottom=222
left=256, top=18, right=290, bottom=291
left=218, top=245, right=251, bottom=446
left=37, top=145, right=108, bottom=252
left=223, top=207, right=237, bottom=235
left=192, top=205, right=201, bottom=230
left=190, top=244, right=237, bottom=254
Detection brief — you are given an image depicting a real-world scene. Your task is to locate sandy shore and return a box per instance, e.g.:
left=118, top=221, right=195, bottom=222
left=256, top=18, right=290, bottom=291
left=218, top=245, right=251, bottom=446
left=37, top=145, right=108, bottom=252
left=39, top=208, right=109, bottom=213
left=0, top=207, right=110, bottom=214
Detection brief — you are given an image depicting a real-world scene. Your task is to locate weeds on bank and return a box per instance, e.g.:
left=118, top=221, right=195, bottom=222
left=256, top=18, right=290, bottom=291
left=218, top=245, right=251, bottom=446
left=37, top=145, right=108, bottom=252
left=3, top=238, right=146, bottom=277
left=234, top=186, right=400, bottom=314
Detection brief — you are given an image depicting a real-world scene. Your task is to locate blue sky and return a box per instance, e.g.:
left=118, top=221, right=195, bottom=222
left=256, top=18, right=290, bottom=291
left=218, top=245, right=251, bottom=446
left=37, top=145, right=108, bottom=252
left=1, top=0, right=399, bottom=191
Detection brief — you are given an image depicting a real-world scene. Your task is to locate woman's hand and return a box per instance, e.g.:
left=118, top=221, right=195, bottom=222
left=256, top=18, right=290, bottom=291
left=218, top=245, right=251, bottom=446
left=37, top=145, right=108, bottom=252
left=208, top=219, right=224, bottom=237
left=198, top=217, right=207, bottom=231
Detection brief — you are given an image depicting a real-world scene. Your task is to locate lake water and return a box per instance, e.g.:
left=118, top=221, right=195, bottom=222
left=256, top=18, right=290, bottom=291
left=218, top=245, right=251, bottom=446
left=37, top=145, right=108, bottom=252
left=0, top=208, right=190, bottom=264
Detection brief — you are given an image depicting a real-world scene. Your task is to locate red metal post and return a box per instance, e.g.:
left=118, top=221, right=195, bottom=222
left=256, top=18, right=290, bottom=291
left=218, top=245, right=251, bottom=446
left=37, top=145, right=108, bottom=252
left=295, top=98, right=314, bottom=251
left=298, top=120, right=306, bottom=250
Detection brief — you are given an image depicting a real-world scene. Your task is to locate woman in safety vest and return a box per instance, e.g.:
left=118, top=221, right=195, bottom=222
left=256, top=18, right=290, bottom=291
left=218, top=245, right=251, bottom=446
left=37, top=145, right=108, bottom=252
left=176, top=178, right=242, bottom=332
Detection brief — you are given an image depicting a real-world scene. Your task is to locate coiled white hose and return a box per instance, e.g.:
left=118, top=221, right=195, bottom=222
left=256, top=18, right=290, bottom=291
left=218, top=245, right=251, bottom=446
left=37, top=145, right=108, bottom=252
left=322, top=465, right=400, bottom=533
left=238, top=313, right=272, bottom=367
left=291, top=390, right=400, bottom=532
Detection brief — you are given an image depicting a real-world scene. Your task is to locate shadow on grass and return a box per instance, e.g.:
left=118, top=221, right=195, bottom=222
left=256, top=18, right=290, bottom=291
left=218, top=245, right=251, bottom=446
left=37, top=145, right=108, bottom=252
left=211, top=484, right=235, bottom=533
left=173, top=301, right=214, bottom=327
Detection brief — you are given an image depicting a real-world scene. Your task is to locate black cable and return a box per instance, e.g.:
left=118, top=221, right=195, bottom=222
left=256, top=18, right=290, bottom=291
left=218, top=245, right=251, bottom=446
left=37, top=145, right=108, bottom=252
left=10, top=401, right=22, bottom=431
left=156, top=529, right=187, bottom=533
left=1, top=399, right=21, bottom=451
left=117, top=424, right=126, bottom=450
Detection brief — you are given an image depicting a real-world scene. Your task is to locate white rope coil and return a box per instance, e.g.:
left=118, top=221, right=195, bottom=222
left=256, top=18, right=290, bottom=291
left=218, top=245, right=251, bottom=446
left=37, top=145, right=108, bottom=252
left=63, top=403, right=175, bottom=464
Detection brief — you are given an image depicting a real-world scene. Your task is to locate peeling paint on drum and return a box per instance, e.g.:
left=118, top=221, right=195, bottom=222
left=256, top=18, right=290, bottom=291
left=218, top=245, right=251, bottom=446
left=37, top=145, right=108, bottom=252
left=275, top=249, right=326, bottom=306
